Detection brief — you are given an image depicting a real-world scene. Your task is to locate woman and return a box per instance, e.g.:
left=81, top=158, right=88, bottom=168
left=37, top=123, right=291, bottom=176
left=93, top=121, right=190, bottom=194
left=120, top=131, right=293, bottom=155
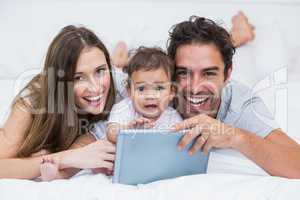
left=0, top=25, right=116, bottom=179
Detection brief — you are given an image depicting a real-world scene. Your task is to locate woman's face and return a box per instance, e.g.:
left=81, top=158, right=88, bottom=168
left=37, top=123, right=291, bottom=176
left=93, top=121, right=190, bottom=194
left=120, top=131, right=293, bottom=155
left=73, top=47, right=111, bottom=115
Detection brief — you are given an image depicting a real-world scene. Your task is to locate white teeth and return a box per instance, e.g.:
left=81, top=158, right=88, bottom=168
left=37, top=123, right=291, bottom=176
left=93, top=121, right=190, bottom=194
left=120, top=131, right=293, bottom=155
left=187, top=96, right=209, bottom=104
left=85, top=96, right=101, bottom=101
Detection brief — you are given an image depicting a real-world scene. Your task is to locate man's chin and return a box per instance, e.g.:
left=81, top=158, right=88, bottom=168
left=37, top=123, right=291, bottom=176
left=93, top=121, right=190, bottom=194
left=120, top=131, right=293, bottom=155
left=182, top=108, right=217, bottom=119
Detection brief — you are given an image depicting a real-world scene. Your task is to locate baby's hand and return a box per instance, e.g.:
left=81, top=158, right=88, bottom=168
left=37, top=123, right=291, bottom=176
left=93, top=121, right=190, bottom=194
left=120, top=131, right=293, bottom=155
left=126, top=117, right=155, bottom=129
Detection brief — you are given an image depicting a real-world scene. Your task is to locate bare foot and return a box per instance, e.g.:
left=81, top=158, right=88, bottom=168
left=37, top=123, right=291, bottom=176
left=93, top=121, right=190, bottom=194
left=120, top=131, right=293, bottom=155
left=92, top=168, right=113, bottom=176
left=40, top=157, right=59, bottom=181
left=231, top=11, right=255, bottom=47
left=112, top=41, right=129, bottom=68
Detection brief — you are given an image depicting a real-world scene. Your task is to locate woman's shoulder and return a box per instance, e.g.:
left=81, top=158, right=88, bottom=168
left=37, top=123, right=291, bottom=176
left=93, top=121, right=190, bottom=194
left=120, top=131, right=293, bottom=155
left=14, top=74, right=42, bottom=111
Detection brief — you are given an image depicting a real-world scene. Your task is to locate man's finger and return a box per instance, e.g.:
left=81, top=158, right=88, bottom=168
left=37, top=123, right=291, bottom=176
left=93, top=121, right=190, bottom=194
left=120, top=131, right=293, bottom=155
left=189, top=133, right=210, bottom=155
left=172, top=117, right=200, bottom=131
left=202, top=139, right=213, bottom=155
left=177, top=127, right=201, bottom=150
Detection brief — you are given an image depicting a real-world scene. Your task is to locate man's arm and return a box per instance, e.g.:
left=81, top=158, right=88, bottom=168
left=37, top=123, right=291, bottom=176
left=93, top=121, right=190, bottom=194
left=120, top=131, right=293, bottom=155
left=233, top=128, right=300, bottom=179
left=173, top=114, right=300, bottom=179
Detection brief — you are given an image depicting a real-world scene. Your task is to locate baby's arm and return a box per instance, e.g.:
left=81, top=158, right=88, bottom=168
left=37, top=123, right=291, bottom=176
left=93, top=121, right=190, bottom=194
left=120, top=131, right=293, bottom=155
left=107, top=122, right=123, bottom=144
left=107, top=118, right=155, bottom=144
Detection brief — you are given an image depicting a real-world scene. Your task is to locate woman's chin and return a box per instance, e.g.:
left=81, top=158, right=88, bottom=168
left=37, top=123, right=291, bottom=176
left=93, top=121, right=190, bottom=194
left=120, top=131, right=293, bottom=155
left=81, top=105, right=105, bottom=115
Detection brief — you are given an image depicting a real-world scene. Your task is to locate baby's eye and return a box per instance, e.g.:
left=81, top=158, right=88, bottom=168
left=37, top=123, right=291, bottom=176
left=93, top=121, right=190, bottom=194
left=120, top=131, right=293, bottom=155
left=137, top=86, right=145, bottom=92
left=156, top=85, right=165, bottom=91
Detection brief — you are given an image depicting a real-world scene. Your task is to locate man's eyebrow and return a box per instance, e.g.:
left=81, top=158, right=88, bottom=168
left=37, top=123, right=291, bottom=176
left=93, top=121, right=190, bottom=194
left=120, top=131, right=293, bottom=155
left=175, top=66, right=188, bottom=70
left=202, top=66, right=219, bottom=72
left=134, top=81, right=169, bottom=84
left=175, top=66, right=219, bottom=72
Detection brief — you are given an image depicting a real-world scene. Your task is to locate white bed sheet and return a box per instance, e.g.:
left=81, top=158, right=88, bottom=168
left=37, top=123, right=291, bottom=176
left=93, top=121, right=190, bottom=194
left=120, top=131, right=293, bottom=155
left=0, top=171, right=299, bottom=200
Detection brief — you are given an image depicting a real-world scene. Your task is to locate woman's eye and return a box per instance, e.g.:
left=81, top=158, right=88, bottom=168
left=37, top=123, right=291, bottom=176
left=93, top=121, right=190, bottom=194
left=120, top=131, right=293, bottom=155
left=74, top=76, right=84, bottom=82
left=96, top=68, right=106, bottom=76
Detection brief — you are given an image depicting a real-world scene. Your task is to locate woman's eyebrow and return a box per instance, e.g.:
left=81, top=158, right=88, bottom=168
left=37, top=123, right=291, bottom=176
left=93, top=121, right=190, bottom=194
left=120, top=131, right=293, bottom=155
left=75, top=64, right=107, bottom=74
left=95, top=64, right=107, bottom=69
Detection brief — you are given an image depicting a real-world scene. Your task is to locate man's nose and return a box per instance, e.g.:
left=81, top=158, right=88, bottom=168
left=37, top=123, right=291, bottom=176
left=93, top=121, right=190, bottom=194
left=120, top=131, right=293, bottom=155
left=189, top=74, right=204, bottom=94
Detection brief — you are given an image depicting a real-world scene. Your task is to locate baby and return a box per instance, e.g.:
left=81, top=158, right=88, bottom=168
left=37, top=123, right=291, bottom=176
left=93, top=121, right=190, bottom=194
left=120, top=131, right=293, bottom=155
left=107, top=47, right=182, bottom=143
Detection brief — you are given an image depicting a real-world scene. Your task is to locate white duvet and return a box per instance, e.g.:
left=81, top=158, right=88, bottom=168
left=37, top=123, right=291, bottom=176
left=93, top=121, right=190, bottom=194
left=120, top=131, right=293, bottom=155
left=0, top=171, right=299, bottom=200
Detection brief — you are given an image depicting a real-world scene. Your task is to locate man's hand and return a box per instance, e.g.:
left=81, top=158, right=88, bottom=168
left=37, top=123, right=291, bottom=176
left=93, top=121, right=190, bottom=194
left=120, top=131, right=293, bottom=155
left=231, top=11, right=255, bottom=47
left=172, top=114, right=238, bottom=155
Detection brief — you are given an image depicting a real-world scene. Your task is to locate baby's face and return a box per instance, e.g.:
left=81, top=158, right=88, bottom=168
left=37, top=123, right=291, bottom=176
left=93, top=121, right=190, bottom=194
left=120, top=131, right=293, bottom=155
left=129, top=67, right=174, bottom=120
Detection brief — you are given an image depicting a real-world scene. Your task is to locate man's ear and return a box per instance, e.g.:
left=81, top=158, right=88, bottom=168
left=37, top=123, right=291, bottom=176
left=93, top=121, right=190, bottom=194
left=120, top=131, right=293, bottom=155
left=169, top=84, right=176, bottom=100
left=225, top=65, right=233, bottom=83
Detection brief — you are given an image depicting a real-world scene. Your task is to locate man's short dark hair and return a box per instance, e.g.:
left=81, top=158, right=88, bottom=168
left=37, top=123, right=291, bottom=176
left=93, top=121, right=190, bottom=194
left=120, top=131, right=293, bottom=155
left=124, top=46, right=174, bottom=85
left=167, top=16, right=236, bottom=78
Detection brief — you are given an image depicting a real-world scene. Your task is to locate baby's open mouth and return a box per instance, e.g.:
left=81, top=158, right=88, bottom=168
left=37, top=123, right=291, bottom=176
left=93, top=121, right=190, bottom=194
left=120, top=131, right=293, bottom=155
left=144, top=104, right=158, bottom=109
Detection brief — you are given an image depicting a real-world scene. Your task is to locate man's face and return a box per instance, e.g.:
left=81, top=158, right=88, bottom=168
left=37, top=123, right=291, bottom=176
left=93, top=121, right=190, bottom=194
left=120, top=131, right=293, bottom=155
left=175, top=43, right=231, bottom=118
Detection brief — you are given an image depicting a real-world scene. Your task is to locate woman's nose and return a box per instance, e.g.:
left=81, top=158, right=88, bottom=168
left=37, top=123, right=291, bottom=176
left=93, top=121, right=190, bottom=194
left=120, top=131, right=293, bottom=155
left=87, top=78, right=100, bottom=93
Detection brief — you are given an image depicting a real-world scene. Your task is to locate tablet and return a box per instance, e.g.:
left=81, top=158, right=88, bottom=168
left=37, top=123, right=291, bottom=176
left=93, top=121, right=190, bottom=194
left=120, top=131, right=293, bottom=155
left=112, top=129, right=210, bottom=185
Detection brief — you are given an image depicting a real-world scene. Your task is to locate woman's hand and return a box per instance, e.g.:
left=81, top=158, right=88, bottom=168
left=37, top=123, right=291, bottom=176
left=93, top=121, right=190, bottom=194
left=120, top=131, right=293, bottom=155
left=30, top=149, right=51, bottom=157
left=60, top=140, right=116, bottom=170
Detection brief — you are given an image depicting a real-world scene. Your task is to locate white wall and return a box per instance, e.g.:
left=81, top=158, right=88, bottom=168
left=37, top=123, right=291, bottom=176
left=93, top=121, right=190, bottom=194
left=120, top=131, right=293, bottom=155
left=0, top=0, right=299, bottom=140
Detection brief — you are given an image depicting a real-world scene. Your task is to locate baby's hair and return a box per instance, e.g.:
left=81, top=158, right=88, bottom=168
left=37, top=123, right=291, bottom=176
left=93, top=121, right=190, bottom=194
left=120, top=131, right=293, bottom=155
left=123, top=46, right=174, bottom=87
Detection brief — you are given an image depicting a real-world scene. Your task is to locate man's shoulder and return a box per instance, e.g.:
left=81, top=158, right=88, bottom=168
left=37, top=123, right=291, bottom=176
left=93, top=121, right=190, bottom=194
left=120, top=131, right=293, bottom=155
left=222, top=80, right=255, bottom=110
left=217, top=80, right=260, bottom=122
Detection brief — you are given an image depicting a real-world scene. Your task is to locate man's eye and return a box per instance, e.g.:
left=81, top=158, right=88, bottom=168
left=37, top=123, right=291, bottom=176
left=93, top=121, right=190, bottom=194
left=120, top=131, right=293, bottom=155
left=204, top=72, right=217, bottom=76
left=176, top=70, right=187, bottom=76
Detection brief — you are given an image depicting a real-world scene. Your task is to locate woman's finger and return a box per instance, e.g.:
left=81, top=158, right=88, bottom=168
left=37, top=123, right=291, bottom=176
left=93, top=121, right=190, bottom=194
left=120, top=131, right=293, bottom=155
left=100, top=161, right=114, bottom=170
left=103, top=153, right=115, bottom=161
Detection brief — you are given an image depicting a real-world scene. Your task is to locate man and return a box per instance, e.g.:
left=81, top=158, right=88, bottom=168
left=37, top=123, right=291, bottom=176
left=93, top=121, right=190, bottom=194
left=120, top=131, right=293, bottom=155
left=167, top=16, right=300, bottom=179
left=112, top=12, right=300, bottom=179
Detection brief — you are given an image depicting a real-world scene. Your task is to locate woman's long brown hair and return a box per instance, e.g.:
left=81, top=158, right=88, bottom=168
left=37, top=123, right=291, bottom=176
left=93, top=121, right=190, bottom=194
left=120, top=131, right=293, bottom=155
left=14, top=25, right=115, bottom=157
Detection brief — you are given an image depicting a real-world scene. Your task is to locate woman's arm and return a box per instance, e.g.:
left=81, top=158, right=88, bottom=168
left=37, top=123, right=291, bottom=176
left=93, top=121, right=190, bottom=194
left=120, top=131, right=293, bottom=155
left=0, top=105, right=115, bottom=179
left=53, top=134, right=97, bottom=179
